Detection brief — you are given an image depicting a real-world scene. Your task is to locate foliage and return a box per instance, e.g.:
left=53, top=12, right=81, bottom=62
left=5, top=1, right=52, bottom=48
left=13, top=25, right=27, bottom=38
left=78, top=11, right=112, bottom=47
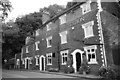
left=79, top=66, right=91, bottom=74
left=98, top=66, right=117, bottom=80
left=40, top=4, right=65, bottom=18
left=48, top=68, right=59, bottom=72
left=64, top=65, right=74, bottom=73
left=66, top=2, right=80, bottom=13
left=0, top=0, right=13, bottom=20
left=15, top=12, right=42, bottom=34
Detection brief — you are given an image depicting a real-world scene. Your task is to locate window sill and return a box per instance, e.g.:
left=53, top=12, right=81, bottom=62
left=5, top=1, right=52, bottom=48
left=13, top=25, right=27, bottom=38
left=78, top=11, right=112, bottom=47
left=84, top=35, right=94, bottom=39
left=36, top=64, right=39, bottom=65
left=61, top=42, right=67, bottom=45
left=47, top=64, right=52, bottom=65
left=88, top=61, right=98, bottom=64
left=83, top=10, right=91, bottom=15
left=47, top=46, right=52, bottom=48
left=61, top=63, right=67, bottom=65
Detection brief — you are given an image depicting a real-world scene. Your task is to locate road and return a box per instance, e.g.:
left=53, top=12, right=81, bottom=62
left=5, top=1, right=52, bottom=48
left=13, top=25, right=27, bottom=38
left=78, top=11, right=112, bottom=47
left=2, top=69, right=91, bottom=80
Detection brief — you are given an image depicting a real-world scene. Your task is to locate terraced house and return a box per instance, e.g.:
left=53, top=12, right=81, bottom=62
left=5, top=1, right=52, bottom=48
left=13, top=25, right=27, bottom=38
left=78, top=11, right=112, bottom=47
left=21, top=0, right=120, bottom=74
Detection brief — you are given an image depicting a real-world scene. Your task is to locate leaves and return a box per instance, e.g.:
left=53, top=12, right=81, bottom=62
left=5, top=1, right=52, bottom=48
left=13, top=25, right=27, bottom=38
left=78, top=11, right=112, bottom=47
left=0, top=0, right=13, bottom=20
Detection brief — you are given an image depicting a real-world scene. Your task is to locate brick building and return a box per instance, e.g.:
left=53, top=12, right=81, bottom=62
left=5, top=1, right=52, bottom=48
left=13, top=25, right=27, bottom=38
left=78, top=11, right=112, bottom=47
left=21, top=0, right=120, bottom=74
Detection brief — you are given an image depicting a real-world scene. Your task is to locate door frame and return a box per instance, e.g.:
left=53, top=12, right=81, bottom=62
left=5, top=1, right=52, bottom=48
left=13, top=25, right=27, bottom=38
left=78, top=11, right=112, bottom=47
left=39, top=55, right=45, bottom=71
left=71, top=49, right=84, bottom=73
left=25, top=57, right=30, bottom=69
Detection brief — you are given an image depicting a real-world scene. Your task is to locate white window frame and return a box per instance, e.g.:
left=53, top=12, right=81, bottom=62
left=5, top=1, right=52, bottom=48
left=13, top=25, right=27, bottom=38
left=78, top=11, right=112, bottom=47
left=35, top=55, right=39, bottom=65
left=35, top=29, right=39, bottom=36
left=46, top=53, right=52, bottom=65
left=22, top=59, right=25, bottom=64
left=26, top=46, right=29, bottom=53
left=82, top=21, right=94, bottom=38
left=59, top=31, right=68, bottom=44
left=47, top=22, right=52, bottom=31
left=60, top=50, right=68, bottom=65
left=59, top=14, right=66, bottom=25
left=25, top=37, right=30, bottom=44
left=35, top=41, right=40, bottom=50
left=46, top=36, right=52, bottom=48
left=84, top=45, right=98, bottom=64
left=80, top=0, right=91, bottom=14
left=16, top=59, right=20, bottom=65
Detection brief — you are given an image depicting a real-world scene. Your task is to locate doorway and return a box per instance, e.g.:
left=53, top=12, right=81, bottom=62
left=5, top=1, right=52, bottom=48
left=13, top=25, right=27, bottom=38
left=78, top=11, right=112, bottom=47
left=71, top=49, right=84, bottom=73
left=39, top=55, right=45, bottom=71
left=76, top=52, right=81, bottom=71
left=41, top=57, right=44, bottom=70
left=26, top=59, right=29, bottom=69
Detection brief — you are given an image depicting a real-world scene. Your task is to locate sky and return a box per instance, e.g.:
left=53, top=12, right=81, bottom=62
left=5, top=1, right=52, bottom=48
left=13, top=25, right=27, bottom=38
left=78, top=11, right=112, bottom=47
left=7, top=0, right=73, bottom=21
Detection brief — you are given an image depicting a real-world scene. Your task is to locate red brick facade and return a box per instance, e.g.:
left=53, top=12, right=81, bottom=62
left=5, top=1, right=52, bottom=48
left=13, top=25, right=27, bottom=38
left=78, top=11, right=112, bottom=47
left=21, top=1, right=120, bottom=74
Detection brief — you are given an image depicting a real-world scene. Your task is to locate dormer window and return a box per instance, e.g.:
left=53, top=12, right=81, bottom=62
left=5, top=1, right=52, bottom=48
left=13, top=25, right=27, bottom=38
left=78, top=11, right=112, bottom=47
left=80, top=1, right=91, bottom=14
left=59, top=14, right=66, bottom=25
left=35, top=29, right=39, bottom=36
left=26, top=46, right=29, bottom=53
left=47, top=22, right=52, bottom=31
left=82, top=21, right=94, bottom=38
left=25, top=37, right=30, bottom=44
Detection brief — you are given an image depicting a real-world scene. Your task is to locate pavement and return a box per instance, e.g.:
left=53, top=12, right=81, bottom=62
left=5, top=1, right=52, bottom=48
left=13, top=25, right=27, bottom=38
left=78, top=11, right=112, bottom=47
left=15, top=69, right=103, bottom=79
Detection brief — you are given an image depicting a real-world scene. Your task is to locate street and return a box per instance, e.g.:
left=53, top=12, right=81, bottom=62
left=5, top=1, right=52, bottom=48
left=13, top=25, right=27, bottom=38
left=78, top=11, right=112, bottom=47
left=2, top=69, right=91, bottom=80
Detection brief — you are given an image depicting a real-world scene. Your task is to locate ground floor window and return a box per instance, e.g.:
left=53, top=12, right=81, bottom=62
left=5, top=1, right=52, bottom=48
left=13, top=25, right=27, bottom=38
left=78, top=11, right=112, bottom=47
left=35, top=56, right=39, bottom=65
left=60, top=50, right=68, bottom=65
left=46, top=53, right=52, bottom=65
left=16, top=59, right=20, bottom=65
left=84, top=45, right=97, bottom=64
left=22, top=59, right=25, bottom=64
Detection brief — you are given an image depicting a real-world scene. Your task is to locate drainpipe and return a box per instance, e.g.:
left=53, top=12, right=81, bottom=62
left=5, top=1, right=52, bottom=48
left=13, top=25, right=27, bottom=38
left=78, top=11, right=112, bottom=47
left=57, top=20, right=60, bottom=71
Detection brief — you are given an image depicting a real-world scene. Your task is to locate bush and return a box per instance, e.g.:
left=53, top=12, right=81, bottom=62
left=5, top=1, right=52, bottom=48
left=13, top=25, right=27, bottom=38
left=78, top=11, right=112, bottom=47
left=64, top=65, right=74, bottom=73
left=31, top=65, right=39, bottom=70
left=98, top=66, right=117, bottom=80
left=48, top=68, right=59, bottom=72
left=79, top=66, right=91, bottom=74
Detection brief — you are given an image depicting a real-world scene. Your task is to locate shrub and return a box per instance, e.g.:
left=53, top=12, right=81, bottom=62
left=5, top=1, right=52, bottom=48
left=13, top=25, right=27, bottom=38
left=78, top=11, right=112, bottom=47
left=31, top=65, right=39, bottom=70
left=98, top=66, right=117, bottom=80
left=64, top=65, right=74, bottom=73
left=79, top=66, right=91, bottom=74
left=48, top=68, right=59, bottom=72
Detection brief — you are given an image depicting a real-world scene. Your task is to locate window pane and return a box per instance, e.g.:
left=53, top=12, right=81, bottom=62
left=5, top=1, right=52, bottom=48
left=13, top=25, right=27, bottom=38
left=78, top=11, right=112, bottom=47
left=92, top=54, right=95, bottom=58
left=88, top=54, right=91, bottom=62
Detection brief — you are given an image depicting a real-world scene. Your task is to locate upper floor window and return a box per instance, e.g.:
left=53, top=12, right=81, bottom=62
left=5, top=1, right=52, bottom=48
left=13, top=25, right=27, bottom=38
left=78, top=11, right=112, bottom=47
left=59, top=31, right=68, bottom=44
left=46, top=36, right=52, bottom=48
left=59, top=14, right=66, bottom=25
left=25, top=37, right=30, bottom=44
left=82, top=21, right=94, bottom=38
left=84, top=45, right=97, bottom=64
left=35, top=29, right=39, bottom=36
left=80, top=1, right=91, bottom=14
left=26, top=46, right=29, bottom=53
left=47, top=22, right=52, bottom=31
left=61, top=50, right=68, bottom=65
left=46, top=53, right=52, bottom=65
left=35, top=41, right=40, bottom=50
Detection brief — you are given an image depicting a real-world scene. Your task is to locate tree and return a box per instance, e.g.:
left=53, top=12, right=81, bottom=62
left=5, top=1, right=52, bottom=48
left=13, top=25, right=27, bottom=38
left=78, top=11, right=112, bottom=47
left=0, top=0, right=13, bottom=20
left=40, top=4, right=65, bottom=18
left=15, top=12, right=42, bottom=35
